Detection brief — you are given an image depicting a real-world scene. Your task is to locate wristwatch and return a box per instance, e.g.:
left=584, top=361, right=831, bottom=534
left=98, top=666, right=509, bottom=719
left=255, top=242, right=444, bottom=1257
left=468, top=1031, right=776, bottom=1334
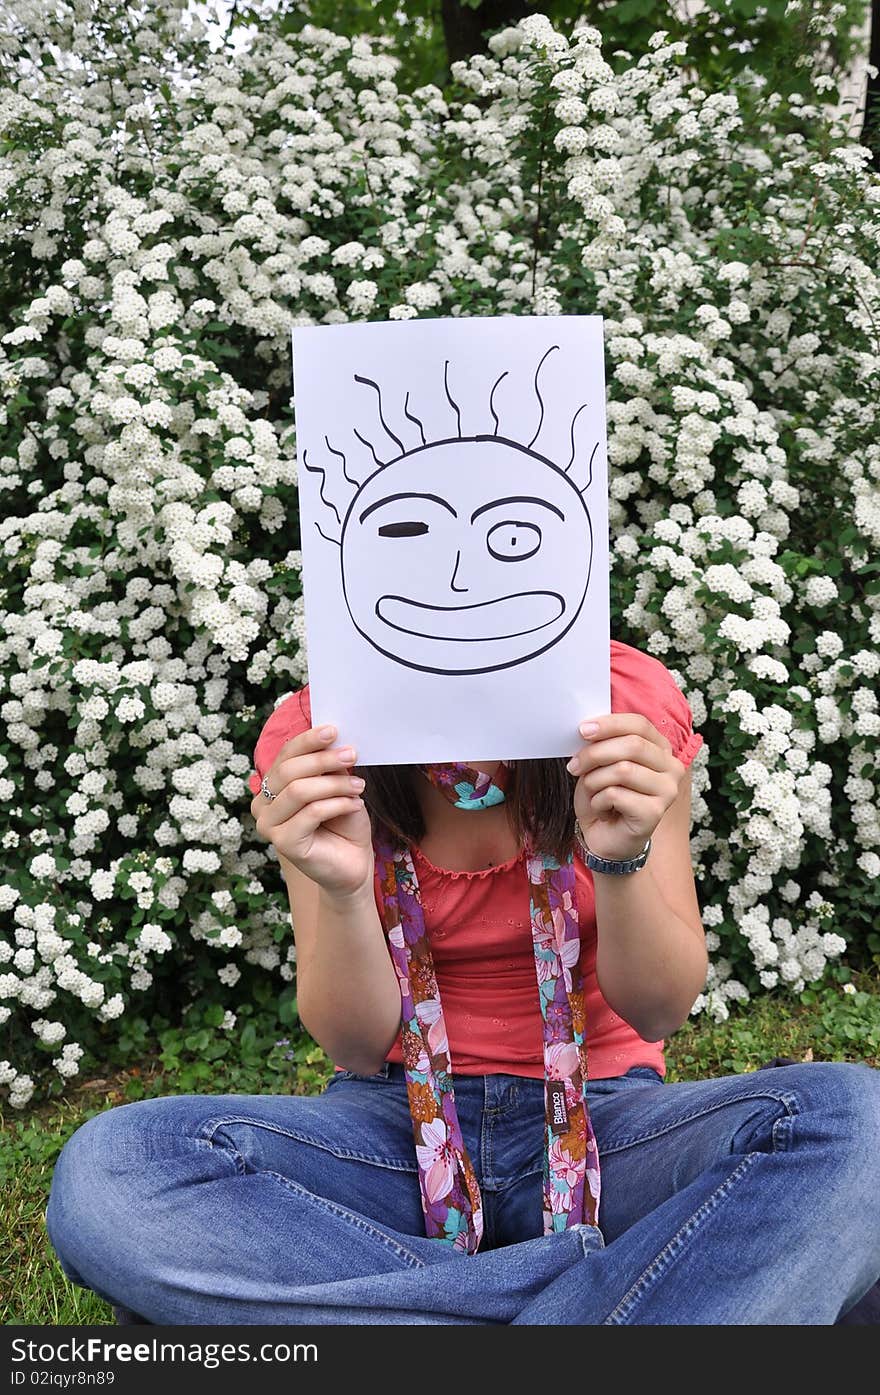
left=574, top=819, right=652, bottom=875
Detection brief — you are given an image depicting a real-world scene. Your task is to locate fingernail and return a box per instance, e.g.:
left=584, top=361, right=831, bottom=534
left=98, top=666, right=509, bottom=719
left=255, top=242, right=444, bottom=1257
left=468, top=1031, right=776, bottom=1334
left=565, top=757, right=579, bottom=774
left=337, top=746, right=355, bottom=762
left=579, top=721, right=599, bottom=738
left=318, top=725, right=336, bottom=739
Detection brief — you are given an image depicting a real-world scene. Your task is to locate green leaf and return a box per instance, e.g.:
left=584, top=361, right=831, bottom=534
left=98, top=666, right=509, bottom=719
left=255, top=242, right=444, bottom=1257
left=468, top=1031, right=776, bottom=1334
left=278, top=987, right=298, bottom=1026
left=614, top=0, right=665, bottom=19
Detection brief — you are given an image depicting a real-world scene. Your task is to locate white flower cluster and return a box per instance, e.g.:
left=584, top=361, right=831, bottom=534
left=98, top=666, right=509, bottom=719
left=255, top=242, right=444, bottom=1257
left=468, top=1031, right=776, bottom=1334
left=693, top=900, right=850, bottom=1022
left=52, top=1042, right=85, bottom=1080
left=0, top=1061, right=35, bottom=1108
left=1, top=4, right=877, bottom=1104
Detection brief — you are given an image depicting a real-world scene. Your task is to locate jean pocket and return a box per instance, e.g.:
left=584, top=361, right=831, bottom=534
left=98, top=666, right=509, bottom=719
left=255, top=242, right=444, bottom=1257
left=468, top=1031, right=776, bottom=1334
left=331, top=1064, right=395, bottom=1084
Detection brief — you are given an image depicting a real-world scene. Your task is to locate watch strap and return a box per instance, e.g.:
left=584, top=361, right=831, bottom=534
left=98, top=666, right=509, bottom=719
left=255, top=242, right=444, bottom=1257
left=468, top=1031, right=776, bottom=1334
left=574, top=823, right=652, bottom=875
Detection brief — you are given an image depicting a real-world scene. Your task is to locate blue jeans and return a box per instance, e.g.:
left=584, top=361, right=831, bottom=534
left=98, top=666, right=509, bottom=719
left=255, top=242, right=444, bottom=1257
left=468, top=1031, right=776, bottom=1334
left=45, top=1061, right=880, bottom=1325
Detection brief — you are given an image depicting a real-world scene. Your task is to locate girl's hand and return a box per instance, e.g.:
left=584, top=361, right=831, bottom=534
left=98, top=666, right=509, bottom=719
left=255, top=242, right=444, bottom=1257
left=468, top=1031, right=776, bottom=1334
left=250, top=725, right=374, bottom=897
left=566, top=714, right=685, bottom=863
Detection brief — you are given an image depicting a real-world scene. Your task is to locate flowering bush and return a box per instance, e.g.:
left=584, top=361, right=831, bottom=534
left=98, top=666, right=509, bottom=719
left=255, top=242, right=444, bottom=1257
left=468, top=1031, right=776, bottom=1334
left=1, top=1, right=878, bottom=1107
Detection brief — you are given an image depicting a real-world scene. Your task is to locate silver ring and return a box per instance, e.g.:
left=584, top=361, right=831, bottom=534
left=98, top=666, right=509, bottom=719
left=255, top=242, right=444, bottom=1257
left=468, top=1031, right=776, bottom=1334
left=260, top=775, right=277, bottom=802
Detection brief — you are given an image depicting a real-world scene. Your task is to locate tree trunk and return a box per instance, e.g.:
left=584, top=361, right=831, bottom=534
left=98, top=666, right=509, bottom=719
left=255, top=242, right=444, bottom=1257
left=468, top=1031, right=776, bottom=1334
left=865, top=0, right=880, bottom=169
left=439, top=0, right=534, bottom=67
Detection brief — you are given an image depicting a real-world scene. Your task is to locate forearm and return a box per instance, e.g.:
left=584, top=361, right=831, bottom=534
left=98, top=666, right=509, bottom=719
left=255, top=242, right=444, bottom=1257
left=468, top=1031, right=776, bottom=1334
left=593, top=863, right=708, bottom=1042
left=297, top=883, right=402, bottom=1075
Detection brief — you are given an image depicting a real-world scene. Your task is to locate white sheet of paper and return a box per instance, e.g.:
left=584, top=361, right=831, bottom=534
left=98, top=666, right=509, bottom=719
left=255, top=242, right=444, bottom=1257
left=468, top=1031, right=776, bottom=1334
left=291, top=314, right=610, bottom=766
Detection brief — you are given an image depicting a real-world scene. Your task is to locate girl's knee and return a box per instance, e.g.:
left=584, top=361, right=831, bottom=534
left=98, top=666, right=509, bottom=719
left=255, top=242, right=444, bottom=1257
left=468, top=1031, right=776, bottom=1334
left=47, top=1109, right=119, bottom=1274
left=783, top=1061, right=880, bottom=1164
left=50, top=1106, right=124, bottom=1212
left=49, top=1103, right=140, bottom=1227
left=52, top=1098, right=157, bottom=1196
left=46, top=1095, right=208, bottom=1270
left=829, top=1061, right=880, bottom=1145
left=803, top=1060, right=879, bottom=1117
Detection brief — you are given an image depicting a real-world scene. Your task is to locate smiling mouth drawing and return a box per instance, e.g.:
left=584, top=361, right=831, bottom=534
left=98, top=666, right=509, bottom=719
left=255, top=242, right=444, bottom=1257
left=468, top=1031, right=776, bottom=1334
left=375, top=591, right=565, bottom=642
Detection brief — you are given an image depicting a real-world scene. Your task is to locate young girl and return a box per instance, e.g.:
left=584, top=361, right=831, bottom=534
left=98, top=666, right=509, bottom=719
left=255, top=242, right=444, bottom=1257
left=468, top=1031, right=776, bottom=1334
left=46, top=639, right=880, bottom=1324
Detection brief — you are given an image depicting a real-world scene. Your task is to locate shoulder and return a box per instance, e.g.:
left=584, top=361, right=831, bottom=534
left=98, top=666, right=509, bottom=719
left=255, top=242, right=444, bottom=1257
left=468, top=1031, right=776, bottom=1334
left=610, top=639, right=703, bottom=768
left=247, top=685, right=312, bottom=794
left=610, top=638, right=680, bottom=694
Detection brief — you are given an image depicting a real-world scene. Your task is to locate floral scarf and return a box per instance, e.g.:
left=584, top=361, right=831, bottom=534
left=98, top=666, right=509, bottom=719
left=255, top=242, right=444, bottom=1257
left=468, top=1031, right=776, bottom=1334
left=372, top=759, right=601, bottom=1255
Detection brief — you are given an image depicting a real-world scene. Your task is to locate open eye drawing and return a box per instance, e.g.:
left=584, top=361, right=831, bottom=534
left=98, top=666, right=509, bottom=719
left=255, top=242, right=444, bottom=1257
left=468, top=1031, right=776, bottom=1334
left=486, top=520, right=541, bottom=562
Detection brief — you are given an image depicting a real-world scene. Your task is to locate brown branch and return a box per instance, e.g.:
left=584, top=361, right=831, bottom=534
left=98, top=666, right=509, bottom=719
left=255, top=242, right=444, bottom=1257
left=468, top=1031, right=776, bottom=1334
left=791, top=187, right=821, bottom=264
left=531, top=101, right=550, bottom=301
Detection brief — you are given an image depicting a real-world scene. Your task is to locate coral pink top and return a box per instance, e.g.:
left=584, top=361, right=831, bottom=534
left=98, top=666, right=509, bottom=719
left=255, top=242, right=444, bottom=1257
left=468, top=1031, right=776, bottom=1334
left=250, top=639, right=703, bottom=1081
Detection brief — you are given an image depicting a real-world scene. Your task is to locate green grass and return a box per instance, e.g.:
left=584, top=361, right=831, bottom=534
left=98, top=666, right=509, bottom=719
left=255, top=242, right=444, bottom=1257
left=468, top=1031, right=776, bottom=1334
left=665, top=969, right=880, bottom=1080
left=3, top=969, right=879, bottom=1325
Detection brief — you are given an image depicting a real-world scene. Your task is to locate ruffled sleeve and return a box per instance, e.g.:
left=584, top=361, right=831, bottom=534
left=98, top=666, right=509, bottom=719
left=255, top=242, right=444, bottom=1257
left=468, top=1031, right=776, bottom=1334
left=610, top=640, right=703, bottom=768
left=247, top=685, right=312, bottom=795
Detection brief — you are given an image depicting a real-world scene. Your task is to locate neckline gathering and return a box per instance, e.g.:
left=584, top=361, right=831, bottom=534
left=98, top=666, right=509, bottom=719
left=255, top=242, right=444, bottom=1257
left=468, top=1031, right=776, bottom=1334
left=410, top=842, right=528, bottom=881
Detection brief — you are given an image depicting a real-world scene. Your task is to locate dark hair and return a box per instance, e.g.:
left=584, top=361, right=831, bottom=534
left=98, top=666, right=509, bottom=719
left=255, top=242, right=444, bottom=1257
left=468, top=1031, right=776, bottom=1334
left=353, top=759, right=579, bottom=865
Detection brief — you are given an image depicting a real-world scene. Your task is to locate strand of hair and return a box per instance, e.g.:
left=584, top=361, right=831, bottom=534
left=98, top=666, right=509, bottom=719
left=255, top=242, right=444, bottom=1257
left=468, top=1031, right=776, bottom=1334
left=353, top=427, right=388, bottom=469
left=565, top=402, right=588, bottom=475
left=488, top=368, right=509, bottom=435
left=526, top=344, right=559, bottom=450
left=302, top=446, right=341, bottom=524
left=443, top=359, right=462, bottom=437
left=403, top=391, right=427, bottom=447
left=353, top=373, right=405, bottom=454
left=324, top=435, right=358, bottom=488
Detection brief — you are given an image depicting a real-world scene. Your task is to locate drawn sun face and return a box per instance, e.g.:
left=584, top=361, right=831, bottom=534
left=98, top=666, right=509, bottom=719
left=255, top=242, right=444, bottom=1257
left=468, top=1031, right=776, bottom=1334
left=340, top=438, right=592, bottom=675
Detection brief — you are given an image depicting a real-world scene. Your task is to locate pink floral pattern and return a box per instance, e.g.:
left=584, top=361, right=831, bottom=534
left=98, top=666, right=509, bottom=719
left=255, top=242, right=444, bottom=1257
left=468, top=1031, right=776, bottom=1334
left=373, top=759, right=601, bottom=1254
left=527, top=845, right=601, bottom=1233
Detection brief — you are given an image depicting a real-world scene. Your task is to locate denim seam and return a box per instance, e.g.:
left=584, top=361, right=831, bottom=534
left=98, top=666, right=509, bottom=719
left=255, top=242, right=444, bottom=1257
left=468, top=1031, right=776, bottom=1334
left=203, top=1125, right=249, bottom=1176
left=483, top=1083, right=520, bottom=1116
left=260, top=1168, right=428, bottom=1269
left=333, top=1070, right=393, bottom=1083
left=601, top=1152, right=760, bottom=1324
left=478, top=1100, right=496, bottom=1247
left=197, top=1115, right=419, bottom=1174
left=479, top=1101, right=493, bottom=1185
left=769, top=1091, right=799, bottom=1153
left=597, top=1089, right=800, bottom=1154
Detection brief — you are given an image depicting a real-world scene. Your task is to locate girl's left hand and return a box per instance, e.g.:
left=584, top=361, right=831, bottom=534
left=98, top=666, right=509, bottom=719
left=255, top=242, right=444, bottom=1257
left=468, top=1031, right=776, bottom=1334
left=567, top=714, right=686, bottom=863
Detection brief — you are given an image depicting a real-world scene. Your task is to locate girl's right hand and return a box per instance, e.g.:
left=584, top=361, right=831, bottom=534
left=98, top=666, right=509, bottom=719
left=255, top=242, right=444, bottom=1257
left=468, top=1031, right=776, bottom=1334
left=250, top=725, right=374, bottom=898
